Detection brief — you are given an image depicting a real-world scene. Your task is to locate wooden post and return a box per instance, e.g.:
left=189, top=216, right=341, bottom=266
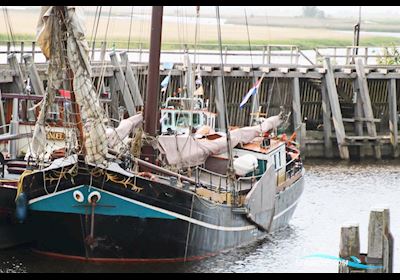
left=8, top=53, right=27, bottom=121
left=9, top=98, right=19, bottom=158
left=108, top=76, right=119, bottom=121
left=388, top=79, right=398, bottom=158
left=321, top=77, right=333, bottom=158
left=109, top=51, right=136, bottom=116
left=382, top=208, right=394, bottom=273
left=139, top=42, right=143, bottom=63
left=353, top=79, right=365, bottom=158
left=0, top=90, right=6, bottom=134
left=215, top=76, right=226, bottom=132
left=31, top=41, right=36, bottom=62
left=262, top=46, right=266, bottom=64
left=120, top=51, right=144, bottom=107
left=355, top=59, right=381, bottom=160
left=7, top=53, right=25, bottom=93
left=22, top=54, right=40, bottom=121
left=23, top=55, right=44, bottom=95
left=366, top=207, right=393, bottom=273
left=292, top=77, right=305, bottom=154
left=323, top=57, right=349, bottom=160
left=20, top=41, right=24, bottom=62
left=339, top=223, right=360, bottom=273
left=100, top=41, right=106, bottom=62
left=6, top=42, right=11, bottom=56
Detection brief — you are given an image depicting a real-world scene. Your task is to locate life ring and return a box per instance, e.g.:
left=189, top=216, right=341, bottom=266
left=138, top=172, right=156, bottom=181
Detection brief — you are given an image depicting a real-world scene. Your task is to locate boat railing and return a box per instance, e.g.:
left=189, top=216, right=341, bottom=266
left=283, top=151, right=303, bottom=181
left=236, top=173, right=263, bottom=194
left=195, top=166, right=229, bottom=192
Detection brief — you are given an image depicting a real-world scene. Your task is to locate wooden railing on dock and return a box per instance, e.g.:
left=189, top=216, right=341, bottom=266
left=1, top=42, right=400, bottom=160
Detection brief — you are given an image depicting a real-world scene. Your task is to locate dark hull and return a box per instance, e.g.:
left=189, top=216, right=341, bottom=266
left=23, top=161, right=304, bottom=261
left=0, top=185, right=33, bottom=249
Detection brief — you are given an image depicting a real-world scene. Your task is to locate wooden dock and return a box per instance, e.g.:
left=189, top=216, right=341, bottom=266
left=1, top=43, right=400, bottom=160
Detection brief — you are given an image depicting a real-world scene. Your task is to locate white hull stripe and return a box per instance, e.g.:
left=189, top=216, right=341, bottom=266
left=29, top=186, right=83, bottom=205
left=29, top=186, right=299, bottom=232
left=273, top=197, right=301, bottom=220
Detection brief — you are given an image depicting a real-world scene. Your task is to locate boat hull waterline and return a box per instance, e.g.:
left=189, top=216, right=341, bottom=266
left=22, top=161, right=304, bottom=262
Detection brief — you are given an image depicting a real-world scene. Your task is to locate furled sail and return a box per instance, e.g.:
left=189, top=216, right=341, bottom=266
left=157, top=114, right=283, bottom=168
left=32, top=6, right=109, bottom=165
left=106, top=113, right=143, bottom=148
left=31, top=6, right=65, bottom=160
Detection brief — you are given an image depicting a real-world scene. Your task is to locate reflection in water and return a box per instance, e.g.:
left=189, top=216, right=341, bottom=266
left=1, top=159, right=400, bottom=272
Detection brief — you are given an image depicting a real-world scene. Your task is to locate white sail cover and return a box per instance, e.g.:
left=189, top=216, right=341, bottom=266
left=32, top=6, right=109, bottom=165
left=31, top=6, right=64, bottom=159
left=106, top=113, right=143, bottom=148
left=158, top=115, right=283, bottom=168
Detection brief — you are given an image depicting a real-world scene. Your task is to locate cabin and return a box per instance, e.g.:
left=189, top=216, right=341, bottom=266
left=160, top=97, right=216, bottom=135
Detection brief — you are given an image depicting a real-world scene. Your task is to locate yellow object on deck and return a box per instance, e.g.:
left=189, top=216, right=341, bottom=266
left=15, top=170, right=33, bottom=201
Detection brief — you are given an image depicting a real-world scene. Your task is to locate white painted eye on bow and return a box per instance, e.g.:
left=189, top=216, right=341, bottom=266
left=88, top=191, right=101, bottom=203
left=73, top=190, right=84, bottom=203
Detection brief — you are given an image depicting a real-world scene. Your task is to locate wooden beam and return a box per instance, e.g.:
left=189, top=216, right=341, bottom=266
left=323, top=57, right=349, bottom=160
left=120, top=51, right=144, bottom=107
left=0, top=90, right=6, bottom=134
left=353, top=79, right=365, bottom=158
left=108, top=76, right=119, bottom=121
left=215, top=76, right=226, bottom=132
left=7, top=54, right=25, bottom=93
left=339, top=223, right=360, bottom=273
left=109, top=51, right=136, bottom=116
left=388, top=79, right=399, bottom=158
left=321, top=77, right=333, bottom=158
left=292, top=77, right=305, bottom=154
left=367, top=208, right=387, bottom=273
left=8, top=54, right=28, bottom=121
left=355, top=59, right=381, bottom=160
left=23, top=55, right=45, bottom=95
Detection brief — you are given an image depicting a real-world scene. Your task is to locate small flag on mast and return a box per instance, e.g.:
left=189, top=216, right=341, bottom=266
left=239, top=73, right=265, bottom=109
left=161, top=62, right=174, bottom=93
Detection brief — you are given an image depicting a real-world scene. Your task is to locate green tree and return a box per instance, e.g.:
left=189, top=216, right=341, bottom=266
left=302, top=6, right=325, bottom=18
left=376, top=45, right=400, bottom=65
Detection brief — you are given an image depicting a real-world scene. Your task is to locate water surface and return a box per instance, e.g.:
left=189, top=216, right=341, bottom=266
left=1, top=159, right=400, bottom=272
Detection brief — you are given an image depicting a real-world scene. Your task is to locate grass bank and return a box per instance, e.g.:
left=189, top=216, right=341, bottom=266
left=2, top=34, right=400, bottom=51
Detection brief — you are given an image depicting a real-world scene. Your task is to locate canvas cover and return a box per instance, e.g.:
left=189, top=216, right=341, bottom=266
left=106, top=114, right=143, bottom=148
left=158, top=115, right=283, bottom=168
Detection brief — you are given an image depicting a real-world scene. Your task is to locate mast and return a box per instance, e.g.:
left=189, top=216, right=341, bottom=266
left=142, top=6, right=163, bottom=163
left=56, top=6, right=85, bottom=155
left=216, top=6, right=236, bottom=202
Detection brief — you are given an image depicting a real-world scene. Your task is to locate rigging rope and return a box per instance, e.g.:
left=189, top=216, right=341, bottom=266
left=90, top=6, right=102, bottom=60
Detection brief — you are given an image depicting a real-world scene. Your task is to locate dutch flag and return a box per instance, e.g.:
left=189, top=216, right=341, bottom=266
left=239, top=74, right=265, bottom=109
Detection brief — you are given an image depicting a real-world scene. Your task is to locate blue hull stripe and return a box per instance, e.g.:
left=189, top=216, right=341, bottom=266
left=29, top=185, right=175, bottom=219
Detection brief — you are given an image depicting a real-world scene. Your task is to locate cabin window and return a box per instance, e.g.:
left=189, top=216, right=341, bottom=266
left=163, top=112, right=172, bottom=126
left=274, top=151, right=283, bottom=171
left=175, top=113, right=190, bottom=127
left=193, top=113, right=201, bottom=127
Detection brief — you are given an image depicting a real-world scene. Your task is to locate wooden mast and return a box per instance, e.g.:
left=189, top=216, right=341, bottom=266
left=56, top=6, right=85, bottom=155
left=142, top=6, right=163, bottom=164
